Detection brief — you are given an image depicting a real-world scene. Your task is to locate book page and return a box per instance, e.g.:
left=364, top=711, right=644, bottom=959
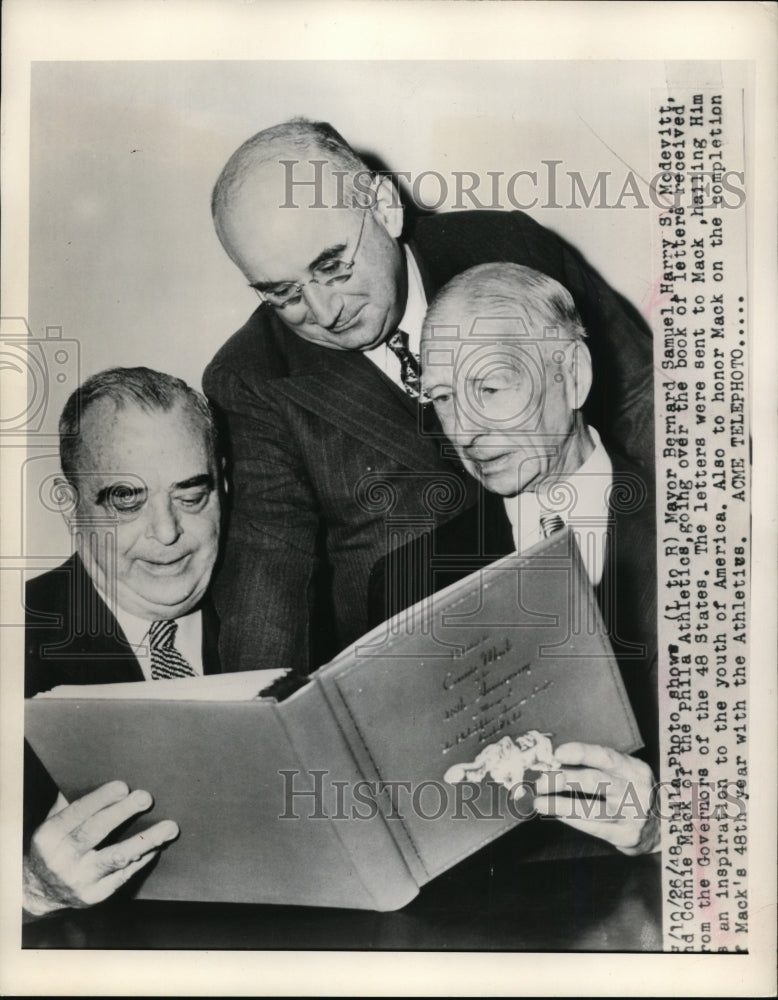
left=33, top=667, right=288, bottom=701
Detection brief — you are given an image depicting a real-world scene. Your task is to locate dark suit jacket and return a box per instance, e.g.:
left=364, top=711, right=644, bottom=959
left=367, top=452, right=658, bottom=773
left=203, top=209, right=654, bottom=676
left=24, top=554, right=222, bottom=841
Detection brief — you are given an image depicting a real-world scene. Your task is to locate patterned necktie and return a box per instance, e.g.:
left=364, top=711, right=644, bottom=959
left=148, top=619, right=196, bottom=680
left=386, top=329, right=422, bottom=399
left=539, top=512, right=566, bottom=539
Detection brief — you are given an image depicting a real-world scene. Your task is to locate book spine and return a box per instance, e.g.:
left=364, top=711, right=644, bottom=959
left=310, top=671, right=431, bottom=887
left=277, top=683, right=421, bottom=911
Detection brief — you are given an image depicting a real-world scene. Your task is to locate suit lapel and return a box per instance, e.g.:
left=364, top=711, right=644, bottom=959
left=53, top=555, right=146, bottom=684
left=259, top=265, right=454, bottom=473
left=407, top=239, right=436, bottom=302
left=598, top=453, right=656, bottom=658
left=274, top=345, right=450, bottom=472
left=482, top=489, right=516, bottom=556
left=431, top=487, right=515, bottom=561
left=200, top=598, right=222, bottom=675
left=74, top=561, right=224, bottom=680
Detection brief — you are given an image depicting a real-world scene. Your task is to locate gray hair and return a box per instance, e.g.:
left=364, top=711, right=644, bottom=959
left=59, top=366, right=217, bottom=484
left=424, top=262, right=587, bottom=347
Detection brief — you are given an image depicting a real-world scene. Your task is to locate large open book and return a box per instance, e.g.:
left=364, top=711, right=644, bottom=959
left=25, top=529, right=641, bottom=911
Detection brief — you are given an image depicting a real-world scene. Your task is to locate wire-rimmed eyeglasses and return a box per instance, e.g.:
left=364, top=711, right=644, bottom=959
left=252, top=210, right=368, bottom=310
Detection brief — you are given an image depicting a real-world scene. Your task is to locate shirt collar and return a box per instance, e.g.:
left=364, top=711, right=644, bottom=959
left=503, top=426, right=613, bottom=582
left=362, top=246, right=427, bottom=380
left=114, top=606, right=158, bottom=650
left=396, top=244, right=427, bottom=355
left=542, top=425, right=612, bottom=520
left=90, top=573, right=201, bottom=654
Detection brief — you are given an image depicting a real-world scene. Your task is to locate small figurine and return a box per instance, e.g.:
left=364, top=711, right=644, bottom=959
left=444, top=731, right=561, bottom=798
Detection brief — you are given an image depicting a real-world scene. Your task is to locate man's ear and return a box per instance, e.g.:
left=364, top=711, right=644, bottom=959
left=370, top=174, right=404, bottom=238
left=565, top=341, right=593, bottom=411
left=54, top=476, right=79, bottom=527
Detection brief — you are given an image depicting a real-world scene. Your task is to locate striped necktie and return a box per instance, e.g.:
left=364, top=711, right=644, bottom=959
left=148, top=619, right=196, bottom=680
left=539, top=512, right=566, bottom=539
left=386, top=329, right=422, bottom=399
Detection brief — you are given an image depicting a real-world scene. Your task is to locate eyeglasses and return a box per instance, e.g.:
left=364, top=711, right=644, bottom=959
left=253, top=211, right=368, bottom=310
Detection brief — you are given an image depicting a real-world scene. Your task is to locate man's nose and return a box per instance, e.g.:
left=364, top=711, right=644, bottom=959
left=302, top=281, right=345, bottom=329
left=453, top=398, right=484, bottom=442
left=146, top=498, right=182, bottom=546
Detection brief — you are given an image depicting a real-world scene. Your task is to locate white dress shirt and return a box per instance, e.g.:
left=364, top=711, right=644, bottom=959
left=363, top=245, right=426, bottom=390
left=93, top=584, right=205, bottom=679
left=503, top=427, right=613, bottom=585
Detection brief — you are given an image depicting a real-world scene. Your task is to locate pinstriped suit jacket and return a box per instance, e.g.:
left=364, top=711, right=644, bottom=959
left=203, top=210, right=654, bottom=676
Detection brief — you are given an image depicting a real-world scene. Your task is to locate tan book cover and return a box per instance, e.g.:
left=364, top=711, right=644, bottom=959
left=25, top=529, right=641, bottom=910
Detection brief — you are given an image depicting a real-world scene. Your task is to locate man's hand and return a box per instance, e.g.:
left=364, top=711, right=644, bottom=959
left=533, top=742, right=660, bottom=856
left=23, top=780, right=179, bottom=919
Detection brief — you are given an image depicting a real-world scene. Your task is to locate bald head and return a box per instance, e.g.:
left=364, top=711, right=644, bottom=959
left=211, top=118, right=407, bottom=354
left=212, top=118, right=371, bottom=255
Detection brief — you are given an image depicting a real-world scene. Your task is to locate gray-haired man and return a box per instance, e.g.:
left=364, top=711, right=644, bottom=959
left=370, top=263, right=659, bottom=855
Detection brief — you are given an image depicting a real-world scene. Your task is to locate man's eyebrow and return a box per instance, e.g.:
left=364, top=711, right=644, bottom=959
left=307, top=242, right=348, bottom=272
left=249, top=243, right=349, bottom=292
left=173, top=473, right=215, bottom=491
left=250, top=278, right=284, bottom=293
left=421, top=378, right=453, bottom=394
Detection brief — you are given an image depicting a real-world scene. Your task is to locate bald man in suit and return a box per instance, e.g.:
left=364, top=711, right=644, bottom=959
left=204, top=117, right=654, bottom=679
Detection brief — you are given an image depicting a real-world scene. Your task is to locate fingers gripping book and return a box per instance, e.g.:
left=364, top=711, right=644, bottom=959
left=25, top=529, right=641, bottom=910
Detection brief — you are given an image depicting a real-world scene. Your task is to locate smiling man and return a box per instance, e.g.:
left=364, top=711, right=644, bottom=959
left=204, top=118, right=655, bottom=677
left=24, top=366, right=223, bottom=917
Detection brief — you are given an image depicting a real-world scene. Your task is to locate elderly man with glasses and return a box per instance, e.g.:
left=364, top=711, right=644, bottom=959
left=204, top=118, right=654, bottom=679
